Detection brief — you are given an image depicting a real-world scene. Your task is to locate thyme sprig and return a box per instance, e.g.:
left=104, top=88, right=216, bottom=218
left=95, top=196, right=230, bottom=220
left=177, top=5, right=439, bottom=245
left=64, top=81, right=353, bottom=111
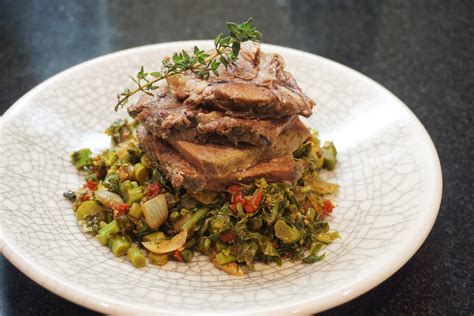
left=115, top=18, right=262, bottom=111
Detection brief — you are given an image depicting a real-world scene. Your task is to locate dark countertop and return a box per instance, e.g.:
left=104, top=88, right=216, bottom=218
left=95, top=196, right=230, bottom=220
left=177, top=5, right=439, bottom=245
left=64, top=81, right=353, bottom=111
left=0, top=0, right=472, bottom=315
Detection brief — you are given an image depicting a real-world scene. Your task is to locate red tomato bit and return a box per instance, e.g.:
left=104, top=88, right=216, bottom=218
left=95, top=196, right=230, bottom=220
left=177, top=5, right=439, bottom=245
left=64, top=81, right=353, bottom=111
left=244, top=190, right=263, bottom=213
left=243, top=202, right=254, bottom=213
left=219, top=230, right=236, bottom=242
left=228, top=185, right=241, bottom=193
left=79, top=191, right=93, bottom=201
left=113, top=203, right=129, bottom=217
left=173, top=250, right=184, bottom=262
left=234, top=191, right=244, bottom=205
left=322, top=199, right=335, bottom=214
left=229, top=189, right=264, bottom=214
left=229, top=190, right=244, bottom=213
left=83, top=180, right=98, bottom=191
left=145, top=182, right=161, bottom=198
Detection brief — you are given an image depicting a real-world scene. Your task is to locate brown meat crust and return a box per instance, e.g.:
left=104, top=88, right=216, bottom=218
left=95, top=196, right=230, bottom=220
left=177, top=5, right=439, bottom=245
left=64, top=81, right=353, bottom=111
left=166, top=42, right=315, bottom=119
left=129, top=85, right=298, bottom=146
left=165, top=119, right=310, bottom=177
left=138, top=126, right=305, bottom=192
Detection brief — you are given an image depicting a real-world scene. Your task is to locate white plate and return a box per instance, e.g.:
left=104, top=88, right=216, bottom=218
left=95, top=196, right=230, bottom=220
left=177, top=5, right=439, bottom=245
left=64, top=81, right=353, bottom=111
left=0, top=41, right=442, bottom=315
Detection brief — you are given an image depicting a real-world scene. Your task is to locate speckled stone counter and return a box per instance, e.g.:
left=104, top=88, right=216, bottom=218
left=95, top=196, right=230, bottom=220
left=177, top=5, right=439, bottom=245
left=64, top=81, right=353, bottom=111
left=1, top=0, right=472, bottom=314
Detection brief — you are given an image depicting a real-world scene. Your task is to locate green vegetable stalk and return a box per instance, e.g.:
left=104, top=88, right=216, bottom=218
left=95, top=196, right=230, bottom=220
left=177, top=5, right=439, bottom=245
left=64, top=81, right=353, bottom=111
left=127, top=246, right=146, bottom=268
left=98, top=220, right=121, bottom=245
left=149, top=253, right=168, bottom=266
left=109, top=236, right=131, bottom=257
left=125, top=186, right=143, bottom=205
left=181, top=208, right=208, bottom=231
left=133, top=163, right=149, bottom=184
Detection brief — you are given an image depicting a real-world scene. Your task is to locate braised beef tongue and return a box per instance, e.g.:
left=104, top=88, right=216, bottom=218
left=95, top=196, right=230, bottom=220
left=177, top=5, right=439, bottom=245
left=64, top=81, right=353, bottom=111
left=138, top=126, right=305, bottom=192
left=165, top=119, right=310, bottom=177
left=233, top=156, right=304, bottom=186
left=166, top=42, right=315, bottom=119
left=129, top=85, right=297, bottom=146
left=132, top=44, right=315, bottom=192
left=128, top=89, right=196, bottom=140
left=193, top=111, right=297, bottom=146
left=137, top=126, right=205, bottom=191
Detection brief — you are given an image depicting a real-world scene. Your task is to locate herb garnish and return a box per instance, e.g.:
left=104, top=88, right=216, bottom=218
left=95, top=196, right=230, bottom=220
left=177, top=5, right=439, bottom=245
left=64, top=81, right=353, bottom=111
left=114, top=18, right=262, bottom=111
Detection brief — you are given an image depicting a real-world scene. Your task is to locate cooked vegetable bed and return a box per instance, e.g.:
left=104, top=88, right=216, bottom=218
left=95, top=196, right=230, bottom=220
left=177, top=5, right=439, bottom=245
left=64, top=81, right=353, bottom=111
left=66, top=119, right=339, bottom=275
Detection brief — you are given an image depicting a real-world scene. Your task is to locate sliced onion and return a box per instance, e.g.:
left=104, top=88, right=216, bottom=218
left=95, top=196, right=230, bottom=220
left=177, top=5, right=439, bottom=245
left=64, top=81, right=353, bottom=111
left=211, top=258, right=244, bottom=276
left=142, top=230, right=188, bottom=254
left=142, top=194, right=168, bottom=229
left=95, top=190, right=124, bottom=209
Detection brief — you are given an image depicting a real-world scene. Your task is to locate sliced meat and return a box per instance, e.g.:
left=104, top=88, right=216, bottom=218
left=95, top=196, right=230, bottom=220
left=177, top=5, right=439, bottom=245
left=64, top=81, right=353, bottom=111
left=129, top=85, right=297, bottom=146
left=138, top=127, right=305, bottom=192
left=166, top=119, right=311, bottom=177
left=137, top=126, right=204, bottom=190
left=167, top=141, right=260, bottom=179
left=128, top=87, right=194, bottom=136
left=166, top=42, right=315, bottom=118
left=166, top=42, right=260, bottom=100
left=234, top=156, right=304, bottom=186
left=193, top=111, right=297, bottom=146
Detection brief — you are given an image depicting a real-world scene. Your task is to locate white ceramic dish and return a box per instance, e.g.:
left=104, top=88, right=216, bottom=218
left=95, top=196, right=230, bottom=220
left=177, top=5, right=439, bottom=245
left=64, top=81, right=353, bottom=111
left=0, top=41, right=442, bottom=315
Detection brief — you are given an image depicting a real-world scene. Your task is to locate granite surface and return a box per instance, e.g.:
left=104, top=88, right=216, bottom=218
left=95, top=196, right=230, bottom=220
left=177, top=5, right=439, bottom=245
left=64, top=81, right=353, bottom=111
left=0, top=0, right=472, bottom=315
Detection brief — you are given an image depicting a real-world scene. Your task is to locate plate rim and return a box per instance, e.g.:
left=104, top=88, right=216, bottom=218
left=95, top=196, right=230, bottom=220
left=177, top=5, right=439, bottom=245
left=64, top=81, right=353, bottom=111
left=0, top=40, right=443, bottom=315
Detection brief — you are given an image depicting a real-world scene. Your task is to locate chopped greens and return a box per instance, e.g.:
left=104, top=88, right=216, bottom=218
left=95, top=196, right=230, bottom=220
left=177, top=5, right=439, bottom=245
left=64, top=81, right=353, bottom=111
left=66, top=120, right=339, bottom=275
left=71, top=148, right=92, bottom=169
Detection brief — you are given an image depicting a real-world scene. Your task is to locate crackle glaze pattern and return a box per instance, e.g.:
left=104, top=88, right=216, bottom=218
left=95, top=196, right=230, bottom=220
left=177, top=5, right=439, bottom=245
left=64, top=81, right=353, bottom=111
left=0, top=42, right=441, bottom=315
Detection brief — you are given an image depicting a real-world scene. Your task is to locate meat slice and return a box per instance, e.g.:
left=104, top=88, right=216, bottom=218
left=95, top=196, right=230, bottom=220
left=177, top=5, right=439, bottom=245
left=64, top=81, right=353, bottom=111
left=137, top=127, right=305, bottom=192
left=234, top=156, right=304, bottom=186
left=128, top=87, right=193, bottom=136
left=193, top=111, right=297, bottom=146
left=166, top=119, right=311, bottom=177
left=137, top=127, right=204, bottom=191
left=128, top=85, right=297, bottom=146
left=166, top=42, right=315, bottom=118
left=166, top=42, right=260, bottom=100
